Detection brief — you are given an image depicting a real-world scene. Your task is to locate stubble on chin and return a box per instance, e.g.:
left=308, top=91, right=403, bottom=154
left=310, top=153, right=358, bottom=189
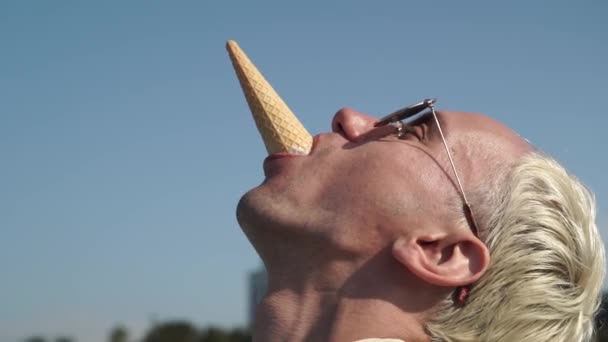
left=236, top=184, right=296, bottom=236
left=236, top=187, right=272, bottom=234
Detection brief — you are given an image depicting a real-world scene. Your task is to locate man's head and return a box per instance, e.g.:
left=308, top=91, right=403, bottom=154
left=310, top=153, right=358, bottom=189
left=236, top=106, right=604, bottom=341
left=237, top=107, right=528, bottom=273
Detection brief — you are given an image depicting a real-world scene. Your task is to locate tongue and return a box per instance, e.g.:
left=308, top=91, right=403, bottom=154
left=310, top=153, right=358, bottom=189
left=226, top=40, right=313, bottom=155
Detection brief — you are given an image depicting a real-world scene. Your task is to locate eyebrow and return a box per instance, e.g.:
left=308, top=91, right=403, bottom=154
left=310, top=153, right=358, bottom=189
left=408, top=111, right=436, bottom=128
left=405, top=110, right=449, bottom=140
left=433, top=111, right=448, bottom=134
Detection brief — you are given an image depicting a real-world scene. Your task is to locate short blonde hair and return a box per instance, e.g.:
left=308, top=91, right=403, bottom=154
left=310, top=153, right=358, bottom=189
left=426, top=152, right=605, bottom=342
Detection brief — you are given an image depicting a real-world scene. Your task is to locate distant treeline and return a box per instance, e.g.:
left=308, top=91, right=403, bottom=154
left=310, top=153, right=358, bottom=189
left=25, top=322, right=250, bottom=342
left=22, top=292, right=608, bottom=342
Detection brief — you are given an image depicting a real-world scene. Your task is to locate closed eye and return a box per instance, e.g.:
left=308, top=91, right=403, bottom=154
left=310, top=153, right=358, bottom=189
left=404, top=113, right=433, bottom=140
left=400, top=123, right=426, bottom=141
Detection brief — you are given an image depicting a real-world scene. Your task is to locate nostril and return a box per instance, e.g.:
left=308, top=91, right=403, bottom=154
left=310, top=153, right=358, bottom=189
left=332, top=107, right=351, bottom=136
left=333, top=122, right=344, bottom=135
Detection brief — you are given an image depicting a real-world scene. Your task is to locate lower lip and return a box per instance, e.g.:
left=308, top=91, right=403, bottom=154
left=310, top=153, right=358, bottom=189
left=263, top=153, right=300, bottom=176
left=262, top=137, right=318, bottom=176
left=265, top=152, right=298, bottom=161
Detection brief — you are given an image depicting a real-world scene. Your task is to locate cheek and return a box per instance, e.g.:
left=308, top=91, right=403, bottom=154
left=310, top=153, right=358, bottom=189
left=305, top=141, right=456, bottom=218
left=312, top=150, right=430, bottom=220
left=362, top=151, right=456, bottom=221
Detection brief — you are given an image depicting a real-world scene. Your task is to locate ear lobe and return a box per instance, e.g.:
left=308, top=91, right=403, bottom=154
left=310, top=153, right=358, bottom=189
left=392, top=235, right=490, bottom=287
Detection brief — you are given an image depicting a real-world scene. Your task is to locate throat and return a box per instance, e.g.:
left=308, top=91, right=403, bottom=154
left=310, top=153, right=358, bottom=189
left=252, top=287, right=425, bottom=342
left=252, top=288, right=339, bottom=342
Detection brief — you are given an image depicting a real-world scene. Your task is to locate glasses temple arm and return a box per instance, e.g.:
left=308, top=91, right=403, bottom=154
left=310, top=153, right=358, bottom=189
left=430, top=104, right=479, bottom=236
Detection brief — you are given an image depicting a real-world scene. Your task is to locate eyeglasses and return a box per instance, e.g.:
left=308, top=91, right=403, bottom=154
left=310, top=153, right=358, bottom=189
left=374, top=99, right=479, bottom=237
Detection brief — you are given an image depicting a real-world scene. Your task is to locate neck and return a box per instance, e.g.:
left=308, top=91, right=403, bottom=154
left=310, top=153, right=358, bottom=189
left=253, top=248, right=436, bottom=342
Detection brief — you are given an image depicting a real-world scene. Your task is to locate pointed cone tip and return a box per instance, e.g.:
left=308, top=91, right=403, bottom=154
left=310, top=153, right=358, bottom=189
left=226, top=40, right=239, bottom=53
left=225, top=39, right=313, bottom=155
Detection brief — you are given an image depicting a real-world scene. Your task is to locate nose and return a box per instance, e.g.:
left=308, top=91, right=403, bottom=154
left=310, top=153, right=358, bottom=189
left=331, top=108, right=379, bottom=141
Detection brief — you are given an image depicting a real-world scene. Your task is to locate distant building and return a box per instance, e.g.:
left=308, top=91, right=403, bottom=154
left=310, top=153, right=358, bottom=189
left=248, top=266, right=268, bottom=327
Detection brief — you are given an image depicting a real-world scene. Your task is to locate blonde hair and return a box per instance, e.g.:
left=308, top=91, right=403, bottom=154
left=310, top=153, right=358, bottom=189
left=426, top=152, right=605, bottom=342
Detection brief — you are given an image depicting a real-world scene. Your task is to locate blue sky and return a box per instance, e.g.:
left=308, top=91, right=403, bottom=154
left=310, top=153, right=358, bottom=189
left=1, top=1, right=606, bottom=341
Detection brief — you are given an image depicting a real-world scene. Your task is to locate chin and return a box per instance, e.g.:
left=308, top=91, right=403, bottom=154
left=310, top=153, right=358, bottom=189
left=236, top=187, right=305, bottom=267
left=236, top=187, right=263, bottom=227
left=236, top=186, right=292, bottom=236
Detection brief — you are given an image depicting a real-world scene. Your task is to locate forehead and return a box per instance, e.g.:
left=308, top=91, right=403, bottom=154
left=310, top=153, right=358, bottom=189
left=444, top=111, right=512, bottom=133
left=442, top=111, right=530, bottom=151
left=440, top=111, right=532, bottom=182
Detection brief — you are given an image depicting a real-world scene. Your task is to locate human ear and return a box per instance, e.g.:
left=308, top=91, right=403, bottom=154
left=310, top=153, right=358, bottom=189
left=391, top=233, right=489, bottom=287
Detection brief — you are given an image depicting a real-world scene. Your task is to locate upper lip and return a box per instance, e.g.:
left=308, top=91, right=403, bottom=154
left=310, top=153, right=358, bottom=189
left=310, top=132, right=349, bottom=154
left=310, top=134, right=321, bottom=155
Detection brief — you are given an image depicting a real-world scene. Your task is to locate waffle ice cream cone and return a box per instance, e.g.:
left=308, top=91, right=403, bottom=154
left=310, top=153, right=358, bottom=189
left=226, top=40, right=312, bottom=155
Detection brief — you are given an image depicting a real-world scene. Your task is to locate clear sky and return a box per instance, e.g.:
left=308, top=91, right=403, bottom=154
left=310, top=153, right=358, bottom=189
left=1, top=1, right=606, bottom=341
